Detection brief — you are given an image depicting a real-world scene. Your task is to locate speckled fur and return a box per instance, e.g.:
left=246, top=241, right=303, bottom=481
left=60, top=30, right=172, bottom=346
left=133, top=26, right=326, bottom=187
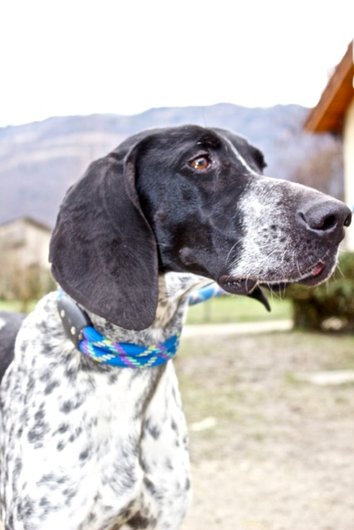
left=0, top=125, right=350, bottom=530
left=0, top=274, right=207, bottom=530
left=232, top=178, right=340, bottom=283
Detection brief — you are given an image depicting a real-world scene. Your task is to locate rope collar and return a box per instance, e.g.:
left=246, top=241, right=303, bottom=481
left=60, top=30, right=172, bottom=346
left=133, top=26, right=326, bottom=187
left=57, top=282, right=224, bottom=369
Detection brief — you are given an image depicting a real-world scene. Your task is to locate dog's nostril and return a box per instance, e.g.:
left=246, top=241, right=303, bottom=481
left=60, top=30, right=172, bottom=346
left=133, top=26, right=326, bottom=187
left=344, top=212, right=352, bottom=227
left=320, top=214, right=337, bottom=231
left=298, top=200, right=352, bottom=236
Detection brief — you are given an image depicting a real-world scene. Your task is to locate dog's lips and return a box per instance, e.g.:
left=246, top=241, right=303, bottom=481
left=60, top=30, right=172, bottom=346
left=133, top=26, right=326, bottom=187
left=309, top=261, right=326, bottom=277
left=218, top=276, right=271, bottom=312
left=219, top=260, right=331, bottom=312
left=219, top=260, right=327, bottom=294
left=297, top=261, right=327, bottom=285
left=218, top=276, right=258, bottom=295
left=265, top=260, right=328, bottom=291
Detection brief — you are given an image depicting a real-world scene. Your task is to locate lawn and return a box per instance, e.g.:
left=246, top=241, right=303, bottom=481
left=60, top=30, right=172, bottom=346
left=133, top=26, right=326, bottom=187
left=0, top=292, right=292, bottom=324
left=186, top=293, right=291, bottom=324
left=0, top=300, right=35, bottom=313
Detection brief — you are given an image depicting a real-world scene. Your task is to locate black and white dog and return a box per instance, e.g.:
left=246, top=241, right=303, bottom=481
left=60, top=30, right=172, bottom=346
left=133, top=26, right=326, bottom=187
left=0, top=125, right=351, bottom=530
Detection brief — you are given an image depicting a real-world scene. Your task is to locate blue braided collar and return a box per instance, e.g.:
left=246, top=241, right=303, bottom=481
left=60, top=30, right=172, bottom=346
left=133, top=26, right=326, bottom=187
left=57, top=282, right=224, bottom=369
left=80, top=326, right=180, bottom=368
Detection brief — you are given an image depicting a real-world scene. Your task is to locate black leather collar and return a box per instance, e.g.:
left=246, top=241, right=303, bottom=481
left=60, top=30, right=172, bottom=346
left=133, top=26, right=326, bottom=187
left=57, top=291, right=92, bottom=348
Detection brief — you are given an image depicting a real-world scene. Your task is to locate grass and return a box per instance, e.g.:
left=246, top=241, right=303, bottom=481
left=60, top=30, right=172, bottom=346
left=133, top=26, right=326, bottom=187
left=175, top=329, right=354, bottom=462
left=186, top=294, right=291, bottom=324
left=0, top=300, right=36, bottom=313
left=0, top=293, right=292, bottom=324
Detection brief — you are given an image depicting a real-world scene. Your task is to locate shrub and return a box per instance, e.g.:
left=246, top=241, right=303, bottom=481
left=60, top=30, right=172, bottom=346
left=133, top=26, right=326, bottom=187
left=284, top=252, right=354, bottom=330
left=0, top=263, right=55, bottom=312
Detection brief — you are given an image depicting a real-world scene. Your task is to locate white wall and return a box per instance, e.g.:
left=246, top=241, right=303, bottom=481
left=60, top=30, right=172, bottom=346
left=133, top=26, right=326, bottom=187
left=343, top=97, right=354, bottom=250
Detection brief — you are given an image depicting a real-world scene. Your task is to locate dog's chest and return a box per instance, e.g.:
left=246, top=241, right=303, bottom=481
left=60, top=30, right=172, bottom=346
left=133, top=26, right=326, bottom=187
left=0, top=281, right=199, bottom=530
left=0, top=321, right=190, bottom=529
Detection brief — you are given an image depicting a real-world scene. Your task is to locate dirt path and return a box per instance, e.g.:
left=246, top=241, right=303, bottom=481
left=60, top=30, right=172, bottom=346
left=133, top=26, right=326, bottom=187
left=177, top=329, right=354, bottom=530
left=183, top=320, right=292, bottom=338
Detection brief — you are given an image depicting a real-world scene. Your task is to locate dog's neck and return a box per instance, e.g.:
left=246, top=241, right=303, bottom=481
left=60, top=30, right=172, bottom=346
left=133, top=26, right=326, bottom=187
left=85, top=272, right=210, bottom=347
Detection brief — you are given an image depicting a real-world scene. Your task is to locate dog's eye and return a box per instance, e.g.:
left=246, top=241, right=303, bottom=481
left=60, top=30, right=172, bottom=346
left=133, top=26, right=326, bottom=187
left=188, top=155, right=211, bottom=171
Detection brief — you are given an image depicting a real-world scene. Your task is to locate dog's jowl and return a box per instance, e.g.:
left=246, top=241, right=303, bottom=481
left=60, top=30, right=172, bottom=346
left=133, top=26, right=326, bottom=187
left=0, top=125, right=351, bottom=530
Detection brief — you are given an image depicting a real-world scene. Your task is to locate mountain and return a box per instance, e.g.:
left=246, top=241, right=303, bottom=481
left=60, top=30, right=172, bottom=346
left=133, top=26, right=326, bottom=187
left=0, top=103, right=339, bottom=227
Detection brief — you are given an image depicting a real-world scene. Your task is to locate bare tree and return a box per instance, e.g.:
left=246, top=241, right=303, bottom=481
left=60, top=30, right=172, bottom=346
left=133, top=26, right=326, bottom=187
left=292, top=139, right=344, bottom=200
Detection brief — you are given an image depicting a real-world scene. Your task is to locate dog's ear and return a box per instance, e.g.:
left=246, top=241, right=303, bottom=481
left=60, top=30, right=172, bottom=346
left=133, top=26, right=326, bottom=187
left=49, top=139, right=158, bottom=330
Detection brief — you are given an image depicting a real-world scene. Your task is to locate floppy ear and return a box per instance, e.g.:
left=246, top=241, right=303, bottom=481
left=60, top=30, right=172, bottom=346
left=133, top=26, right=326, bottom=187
left=49, top=141, right=159, bottom=330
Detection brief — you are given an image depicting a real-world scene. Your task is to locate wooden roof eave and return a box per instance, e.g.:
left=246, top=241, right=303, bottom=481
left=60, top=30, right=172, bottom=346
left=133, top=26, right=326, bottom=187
left=304, top=40, right=354, bottom=134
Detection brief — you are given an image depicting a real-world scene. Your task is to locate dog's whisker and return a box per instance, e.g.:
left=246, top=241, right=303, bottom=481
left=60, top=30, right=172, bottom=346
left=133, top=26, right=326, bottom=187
left=336, top=263, right=345, bottom=278
left=226, top=238, right=243, bottom=265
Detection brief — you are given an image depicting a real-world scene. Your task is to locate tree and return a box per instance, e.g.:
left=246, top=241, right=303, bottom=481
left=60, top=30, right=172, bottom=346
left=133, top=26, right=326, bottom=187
left=292, top=139, right=344, bottom=200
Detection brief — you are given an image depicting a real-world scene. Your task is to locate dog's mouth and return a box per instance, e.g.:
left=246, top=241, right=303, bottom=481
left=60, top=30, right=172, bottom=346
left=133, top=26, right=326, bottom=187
left=218, top=260, right=330, bottom=311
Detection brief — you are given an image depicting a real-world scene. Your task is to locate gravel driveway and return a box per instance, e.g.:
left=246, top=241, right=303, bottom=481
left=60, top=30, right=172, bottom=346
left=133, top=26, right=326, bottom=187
left=177, top=328, right=354, bottom=530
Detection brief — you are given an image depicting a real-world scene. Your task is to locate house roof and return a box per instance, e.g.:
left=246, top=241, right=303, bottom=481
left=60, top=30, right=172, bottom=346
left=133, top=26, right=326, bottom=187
left=0, top=216, right=51, bottom=232
left=304, top=40, right=354, bottom=134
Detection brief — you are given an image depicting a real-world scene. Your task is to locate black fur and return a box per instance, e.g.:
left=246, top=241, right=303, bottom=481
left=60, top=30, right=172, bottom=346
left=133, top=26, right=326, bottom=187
left=0, top=312, right=24, bottom=383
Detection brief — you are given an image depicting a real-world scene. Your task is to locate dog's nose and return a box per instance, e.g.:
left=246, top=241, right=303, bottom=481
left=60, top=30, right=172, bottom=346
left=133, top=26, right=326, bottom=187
left=297, top=199, right=352, bottom=241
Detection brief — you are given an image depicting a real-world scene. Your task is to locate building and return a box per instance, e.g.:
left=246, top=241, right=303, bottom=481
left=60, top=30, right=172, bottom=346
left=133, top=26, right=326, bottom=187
left=0, top=216, right=51, bottom=269
left=0, top=216, right=52, bottom=299
left=304, top=40, right=354, bottom=248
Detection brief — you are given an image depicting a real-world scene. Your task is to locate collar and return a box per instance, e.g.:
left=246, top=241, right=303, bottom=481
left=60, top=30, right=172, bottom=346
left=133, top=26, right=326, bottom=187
left=57, top=291, right=180, bottom=368
left=57, top=282, right=224, bottom=369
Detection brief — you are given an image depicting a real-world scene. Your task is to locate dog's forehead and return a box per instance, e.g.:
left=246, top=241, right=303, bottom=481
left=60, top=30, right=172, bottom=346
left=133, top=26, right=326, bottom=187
left=149, top=125, right=222, bottom=146
left=117, top=125, right=265, bottom=173
left=149, top=126, right=260, bottom=159
left=128, top=125, right=266, bottom=175
left=141, top=126, right=256, bottom=159
left=118, top=125, right=259, bottom=155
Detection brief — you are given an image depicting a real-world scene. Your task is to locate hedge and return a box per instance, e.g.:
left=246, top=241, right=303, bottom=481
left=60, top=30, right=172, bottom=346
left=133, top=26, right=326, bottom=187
left=284, top=252, right=354, bottom=331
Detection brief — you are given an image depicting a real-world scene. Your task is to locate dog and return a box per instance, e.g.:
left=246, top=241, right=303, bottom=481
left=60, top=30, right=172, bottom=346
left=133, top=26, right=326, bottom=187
left=0, top=313, right=24, bottom=384
left=0, top=125, right=351, bottom=530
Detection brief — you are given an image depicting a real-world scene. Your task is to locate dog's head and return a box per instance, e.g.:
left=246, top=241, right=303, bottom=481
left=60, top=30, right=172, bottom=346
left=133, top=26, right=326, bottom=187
left=50, top=125, right=351, bottom=330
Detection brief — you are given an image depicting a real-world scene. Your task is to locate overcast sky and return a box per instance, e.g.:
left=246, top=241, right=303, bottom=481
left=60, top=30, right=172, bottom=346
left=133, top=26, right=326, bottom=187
left=0, top=0, right=353, bottom=127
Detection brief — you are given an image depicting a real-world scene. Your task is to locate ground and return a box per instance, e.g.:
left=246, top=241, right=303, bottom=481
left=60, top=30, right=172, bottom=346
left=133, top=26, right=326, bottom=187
left=177, top=326, right=354, bottom=530
left=1, top=324, right=353, bottom=530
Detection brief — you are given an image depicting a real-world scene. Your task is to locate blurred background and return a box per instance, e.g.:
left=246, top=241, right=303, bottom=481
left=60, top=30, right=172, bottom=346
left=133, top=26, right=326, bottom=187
left=0, top=1, right=354, bottom=528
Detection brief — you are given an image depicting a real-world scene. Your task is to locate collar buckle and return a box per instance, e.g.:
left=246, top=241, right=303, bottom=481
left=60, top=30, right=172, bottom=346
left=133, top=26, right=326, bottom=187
left=57, top=291, right=92, bottom=347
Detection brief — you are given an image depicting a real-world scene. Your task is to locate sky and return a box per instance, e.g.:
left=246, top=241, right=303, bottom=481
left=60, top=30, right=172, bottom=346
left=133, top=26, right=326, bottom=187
left=0, top=0, right=353, bottom=127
